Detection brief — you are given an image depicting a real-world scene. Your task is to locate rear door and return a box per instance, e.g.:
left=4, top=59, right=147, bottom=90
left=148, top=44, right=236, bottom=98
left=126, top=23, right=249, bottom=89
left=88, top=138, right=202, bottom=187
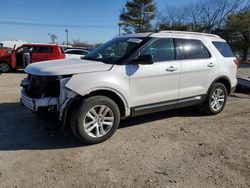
left=176, top=38, right=218, bottom=99
left=129, top=38, right=181, bottom=107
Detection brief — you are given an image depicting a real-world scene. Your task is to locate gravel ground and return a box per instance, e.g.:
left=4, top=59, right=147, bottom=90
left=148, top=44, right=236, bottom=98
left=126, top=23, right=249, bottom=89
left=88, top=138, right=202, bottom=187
left=0, top=65, right=249, bottom=188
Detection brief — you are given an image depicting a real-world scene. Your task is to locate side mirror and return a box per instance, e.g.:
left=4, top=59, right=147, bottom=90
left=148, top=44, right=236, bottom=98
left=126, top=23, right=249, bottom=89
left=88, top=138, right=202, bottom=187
left=131, top=55, right=153, bottom=65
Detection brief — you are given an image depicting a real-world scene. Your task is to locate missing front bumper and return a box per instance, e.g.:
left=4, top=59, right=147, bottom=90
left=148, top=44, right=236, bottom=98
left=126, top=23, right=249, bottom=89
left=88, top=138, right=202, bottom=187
left=21, top=89, right=58, bottom=111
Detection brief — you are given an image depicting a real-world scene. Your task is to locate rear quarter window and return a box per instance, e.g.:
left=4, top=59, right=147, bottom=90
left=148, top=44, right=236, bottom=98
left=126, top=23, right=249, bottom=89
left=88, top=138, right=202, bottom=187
left=212, top=41, right=235, bottom=57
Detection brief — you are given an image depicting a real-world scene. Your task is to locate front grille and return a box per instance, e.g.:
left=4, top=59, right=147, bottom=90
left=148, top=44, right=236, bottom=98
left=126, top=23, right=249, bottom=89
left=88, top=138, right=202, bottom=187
left=21, top=89, right=35, bottom=110
left=25, top=75, right=60, bottom=98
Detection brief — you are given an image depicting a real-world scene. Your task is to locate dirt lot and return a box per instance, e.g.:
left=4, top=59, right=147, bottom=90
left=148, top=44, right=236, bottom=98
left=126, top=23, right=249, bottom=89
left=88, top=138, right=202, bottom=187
left=0, top=65, right=249, bottom=188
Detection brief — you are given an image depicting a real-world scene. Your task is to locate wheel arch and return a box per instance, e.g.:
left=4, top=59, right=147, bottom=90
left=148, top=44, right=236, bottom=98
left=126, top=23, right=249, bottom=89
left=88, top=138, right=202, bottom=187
left=82, top=88, right=130, bottom=119
left=64, top=87, right=130, bottom=129
left=208, top=76, right=231, bottom=95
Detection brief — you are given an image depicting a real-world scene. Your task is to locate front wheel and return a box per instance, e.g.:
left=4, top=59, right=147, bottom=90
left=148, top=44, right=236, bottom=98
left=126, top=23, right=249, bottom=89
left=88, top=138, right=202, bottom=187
left=71, top=96, right=120, bottom=144
left=202, top=83, right=228, bottom=115
left=0, top=62, right=11, bottom=73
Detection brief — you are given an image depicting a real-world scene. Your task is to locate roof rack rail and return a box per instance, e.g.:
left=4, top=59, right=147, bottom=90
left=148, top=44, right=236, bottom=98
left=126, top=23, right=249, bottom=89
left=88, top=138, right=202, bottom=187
left=159, top=30, right=221, bottom=38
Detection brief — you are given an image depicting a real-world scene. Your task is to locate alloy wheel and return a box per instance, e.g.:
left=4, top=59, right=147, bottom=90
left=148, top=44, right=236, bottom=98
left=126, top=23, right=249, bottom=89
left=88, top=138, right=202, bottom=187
left=210, top=88, right=225, bottom=111
left=0, top=63, right=10, bottom=73
left=83, top=105, right=115, bottom=138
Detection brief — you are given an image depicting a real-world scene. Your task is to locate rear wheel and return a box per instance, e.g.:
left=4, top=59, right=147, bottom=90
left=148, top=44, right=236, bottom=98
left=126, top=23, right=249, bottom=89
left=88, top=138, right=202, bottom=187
left=202, top=83, right=228, bottom=115
left=0, top=62, right=10, bottom=73
left=71, top=96, right=120, bottom=144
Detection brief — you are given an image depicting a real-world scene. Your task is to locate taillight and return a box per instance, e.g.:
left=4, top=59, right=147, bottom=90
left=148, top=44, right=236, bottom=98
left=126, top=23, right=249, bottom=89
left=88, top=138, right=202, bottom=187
left=234, top=59, right=240, bottom=67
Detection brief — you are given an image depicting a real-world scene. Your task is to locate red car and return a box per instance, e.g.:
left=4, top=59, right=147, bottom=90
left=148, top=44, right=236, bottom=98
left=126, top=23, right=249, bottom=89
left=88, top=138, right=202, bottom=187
left=0, top=44, right=65, bottom=72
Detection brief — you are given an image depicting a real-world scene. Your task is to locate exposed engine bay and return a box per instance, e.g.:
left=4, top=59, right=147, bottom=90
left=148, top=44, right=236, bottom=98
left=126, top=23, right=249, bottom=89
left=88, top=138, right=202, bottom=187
left=21, top=74, right=77, bottom=120
left=23, top=75, right=60, bottom=98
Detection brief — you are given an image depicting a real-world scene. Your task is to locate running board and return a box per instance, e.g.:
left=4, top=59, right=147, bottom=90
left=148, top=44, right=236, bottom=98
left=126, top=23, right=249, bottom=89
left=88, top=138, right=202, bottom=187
left=131, top=95, right=205, bottom=117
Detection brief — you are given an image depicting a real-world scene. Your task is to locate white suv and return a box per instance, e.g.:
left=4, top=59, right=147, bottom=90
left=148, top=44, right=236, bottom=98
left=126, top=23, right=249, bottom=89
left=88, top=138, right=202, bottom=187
left=21, top=31, right=238, bottom=144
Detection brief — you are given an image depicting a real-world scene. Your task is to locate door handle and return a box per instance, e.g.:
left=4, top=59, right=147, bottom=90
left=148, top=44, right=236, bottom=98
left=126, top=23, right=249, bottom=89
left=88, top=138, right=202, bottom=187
left=207, top=62, right=215, bottom=67
left=166, top=66, right=177, bottom=72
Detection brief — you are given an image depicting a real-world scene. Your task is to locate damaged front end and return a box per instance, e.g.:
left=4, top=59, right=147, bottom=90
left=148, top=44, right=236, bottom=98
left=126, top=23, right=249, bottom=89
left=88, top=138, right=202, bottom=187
left=20, top=74, right=77, bottom=121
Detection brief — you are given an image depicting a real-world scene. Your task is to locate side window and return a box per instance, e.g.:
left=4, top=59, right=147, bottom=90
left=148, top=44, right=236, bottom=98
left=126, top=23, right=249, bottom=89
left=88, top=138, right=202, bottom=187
left=177, top=39, right=211, bottom=60
left=66, top=50, right=81, bottom=55
left=139, top=38, right=175, bottom=62
left=33, top=46, right=53, bottom=53
left=212, top=41, right=234, bottom=57
left=82, top=51, right=89, bottom=55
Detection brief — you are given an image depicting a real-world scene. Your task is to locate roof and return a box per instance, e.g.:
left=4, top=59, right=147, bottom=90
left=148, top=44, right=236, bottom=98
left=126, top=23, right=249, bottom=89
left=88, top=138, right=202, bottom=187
left=158, top=30, right=220, bottom=38
left=65, top=49, right=89, bottom=52
left=117, top=32, right=153, bottom=38
left=151, top=30, right=224, bottom=41
left=118, top=31, right=223, bottom=41
left=23, top=43, right=60, bottom=47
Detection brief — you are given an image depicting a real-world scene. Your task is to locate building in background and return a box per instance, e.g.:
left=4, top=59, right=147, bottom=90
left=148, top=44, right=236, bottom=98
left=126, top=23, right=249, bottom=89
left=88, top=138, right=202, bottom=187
left=0, top=40, right=27, bottom=48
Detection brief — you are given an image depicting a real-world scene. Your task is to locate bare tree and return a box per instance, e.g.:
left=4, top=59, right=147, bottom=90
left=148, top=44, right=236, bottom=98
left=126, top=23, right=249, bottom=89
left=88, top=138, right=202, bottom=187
left=160, top=6, right=186, bottom=26
left=186, top=0, right=249, bottom=32
left=158, top=6, right=191, bottom=31
left=48, top=33, right=58, bottom=44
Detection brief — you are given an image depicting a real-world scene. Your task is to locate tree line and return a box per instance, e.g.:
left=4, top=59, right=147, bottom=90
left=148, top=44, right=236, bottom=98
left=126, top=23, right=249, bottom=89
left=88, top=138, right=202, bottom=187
left=119, top=0, right=250, bottom=61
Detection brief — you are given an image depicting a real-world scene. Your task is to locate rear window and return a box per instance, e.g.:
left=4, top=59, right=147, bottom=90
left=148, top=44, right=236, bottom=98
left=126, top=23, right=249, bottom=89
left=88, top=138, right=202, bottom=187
left=60, top=47, right=65, bottom=54
left=66, top=50, right=86, bottom=55
left=212, top=41, right=234, bottom=57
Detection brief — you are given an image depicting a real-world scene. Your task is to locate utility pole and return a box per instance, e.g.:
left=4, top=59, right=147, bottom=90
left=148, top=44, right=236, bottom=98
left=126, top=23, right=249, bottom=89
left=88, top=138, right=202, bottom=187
left=140, top=3, right=152, bottom=32
left=118, top=23, right=122, bottom=36
left=65, top=29, right=69, bottom=45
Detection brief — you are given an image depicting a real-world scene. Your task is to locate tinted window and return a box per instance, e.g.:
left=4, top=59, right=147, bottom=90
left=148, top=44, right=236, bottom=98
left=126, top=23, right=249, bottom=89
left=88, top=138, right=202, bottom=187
left=82, top=51, right=89, bottom=55
left=212, top=41, right=234, bottom=57
left=140, top=38, right=175, bottom=62
left=32, top=46, right=53, bottom=53
left=66, top=50, right=84, bottom=55
left=177, top=39, right=211, bottom=60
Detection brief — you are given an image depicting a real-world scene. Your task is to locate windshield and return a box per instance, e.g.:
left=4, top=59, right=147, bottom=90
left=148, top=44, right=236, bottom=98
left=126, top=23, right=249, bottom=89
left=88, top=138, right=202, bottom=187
left=83, top=37, right=147, bottom=64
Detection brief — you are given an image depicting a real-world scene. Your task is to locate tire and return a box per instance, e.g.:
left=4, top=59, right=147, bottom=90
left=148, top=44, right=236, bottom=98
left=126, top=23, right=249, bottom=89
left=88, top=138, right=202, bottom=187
left=202, top=83, right=228, bottom=115
left=71, top=96, right=120, bottom=144
left=0, top=62, right=10, bottom=73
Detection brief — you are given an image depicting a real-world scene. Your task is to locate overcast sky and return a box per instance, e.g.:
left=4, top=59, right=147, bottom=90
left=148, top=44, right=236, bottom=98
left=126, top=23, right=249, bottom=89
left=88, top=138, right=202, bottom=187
left=0, top=0, right=197, bottom=44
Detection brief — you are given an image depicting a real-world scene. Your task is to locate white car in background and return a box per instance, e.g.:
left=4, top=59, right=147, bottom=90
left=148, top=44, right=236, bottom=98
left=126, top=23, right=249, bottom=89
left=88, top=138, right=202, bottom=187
left=65, top=49, right=89, bottom=59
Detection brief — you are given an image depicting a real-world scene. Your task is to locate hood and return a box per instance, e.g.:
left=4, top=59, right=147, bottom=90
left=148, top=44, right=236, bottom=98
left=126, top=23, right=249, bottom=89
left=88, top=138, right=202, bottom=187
left=25, top=59, right=113, bottom=76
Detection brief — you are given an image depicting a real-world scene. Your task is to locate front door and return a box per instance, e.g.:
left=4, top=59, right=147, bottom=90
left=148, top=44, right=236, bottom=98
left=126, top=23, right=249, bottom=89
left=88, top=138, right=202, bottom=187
left=129, top=38, right=181, bottom=107
left=11, top=45, right=16, bottom=69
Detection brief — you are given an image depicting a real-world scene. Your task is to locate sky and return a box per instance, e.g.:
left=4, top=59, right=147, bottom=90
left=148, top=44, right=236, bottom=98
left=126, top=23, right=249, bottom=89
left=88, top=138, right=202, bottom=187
left=0, top=0, right=197, bottom=44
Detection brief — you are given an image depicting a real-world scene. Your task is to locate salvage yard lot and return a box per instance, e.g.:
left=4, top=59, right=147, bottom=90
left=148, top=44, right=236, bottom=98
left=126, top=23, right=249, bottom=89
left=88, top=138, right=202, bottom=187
left=0, top=66, right=250, bottom=188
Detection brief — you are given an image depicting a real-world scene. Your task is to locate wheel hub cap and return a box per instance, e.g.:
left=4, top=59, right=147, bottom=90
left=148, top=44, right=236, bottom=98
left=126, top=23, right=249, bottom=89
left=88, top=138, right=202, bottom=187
left=83, top=105, right=115, bottom=138
left=210, top=88, right=225, bottom=111
left=0, top=63, right=9, bottom=72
